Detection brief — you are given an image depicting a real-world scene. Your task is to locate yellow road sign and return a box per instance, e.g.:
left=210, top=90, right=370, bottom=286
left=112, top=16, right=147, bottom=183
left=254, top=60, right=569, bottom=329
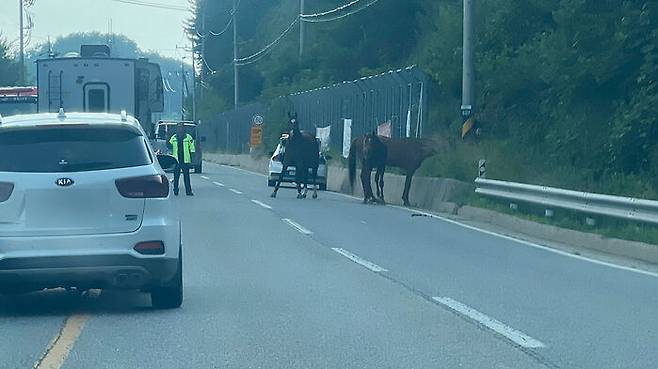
left=250, top=126, right=263, bottom=147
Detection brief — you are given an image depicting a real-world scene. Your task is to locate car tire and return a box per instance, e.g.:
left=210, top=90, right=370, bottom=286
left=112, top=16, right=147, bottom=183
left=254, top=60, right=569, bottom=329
left=194, top=163, right=203, bottom=174
left=151, top=251, right=183, bottom=309
left=268, top=179, right=276, bottom=187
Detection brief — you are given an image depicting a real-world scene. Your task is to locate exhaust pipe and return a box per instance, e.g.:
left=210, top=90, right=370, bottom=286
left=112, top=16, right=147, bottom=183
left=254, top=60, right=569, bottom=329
left=114, top=273, right=129, bottom=287
left=129, top=273, right=143, bottom=286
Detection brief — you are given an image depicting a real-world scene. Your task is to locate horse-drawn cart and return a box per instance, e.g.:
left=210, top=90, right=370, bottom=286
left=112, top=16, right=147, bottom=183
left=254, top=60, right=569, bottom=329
left=268, top=134, right=328, bottom=191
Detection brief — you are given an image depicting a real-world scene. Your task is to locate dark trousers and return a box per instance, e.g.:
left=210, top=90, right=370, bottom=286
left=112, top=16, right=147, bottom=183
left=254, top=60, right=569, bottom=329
left=173, top=163, right=192, bottom=194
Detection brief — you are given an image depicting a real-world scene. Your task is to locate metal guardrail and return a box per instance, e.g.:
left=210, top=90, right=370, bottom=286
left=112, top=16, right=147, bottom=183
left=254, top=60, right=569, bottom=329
left=474, top=177, right=658, bottom=225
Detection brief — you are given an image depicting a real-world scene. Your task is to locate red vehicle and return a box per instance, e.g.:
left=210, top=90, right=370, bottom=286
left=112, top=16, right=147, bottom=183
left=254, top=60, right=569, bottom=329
left=0, top=86, right=38, bottom=116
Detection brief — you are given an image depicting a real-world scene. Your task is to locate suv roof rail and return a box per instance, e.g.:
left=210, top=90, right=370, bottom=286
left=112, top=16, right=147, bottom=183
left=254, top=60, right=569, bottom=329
left=58, top=108, right=66, bottom=119
left=120, top=110, right=128, bottom=122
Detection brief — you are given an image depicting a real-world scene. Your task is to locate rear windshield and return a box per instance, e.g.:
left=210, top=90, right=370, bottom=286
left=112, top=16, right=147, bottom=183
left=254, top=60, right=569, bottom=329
left=0, top=127, right=152, bottom=173
left=156, top=124, right=196, bottom=140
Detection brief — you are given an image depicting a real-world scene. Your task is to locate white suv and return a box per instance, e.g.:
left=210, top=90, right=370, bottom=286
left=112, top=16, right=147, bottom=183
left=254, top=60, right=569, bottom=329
left=0, top=111, right=183, bottom=309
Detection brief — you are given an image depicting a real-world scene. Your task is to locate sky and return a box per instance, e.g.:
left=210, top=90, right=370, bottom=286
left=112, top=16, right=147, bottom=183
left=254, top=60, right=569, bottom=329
left=0, top=0, right=192, bottom=59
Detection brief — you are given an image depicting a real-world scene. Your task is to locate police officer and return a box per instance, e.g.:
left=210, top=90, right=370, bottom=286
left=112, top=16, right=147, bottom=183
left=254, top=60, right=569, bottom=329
left=169, top=122, right=196, bottom=196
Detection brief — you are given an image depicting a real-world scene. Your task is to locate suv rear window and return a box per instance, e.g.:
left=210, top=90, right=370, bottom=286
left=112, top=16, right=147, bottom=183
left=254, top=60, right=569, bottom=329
left=156, top=124, right=196, bottom=140
left=0, top=127, right=152, bottom=173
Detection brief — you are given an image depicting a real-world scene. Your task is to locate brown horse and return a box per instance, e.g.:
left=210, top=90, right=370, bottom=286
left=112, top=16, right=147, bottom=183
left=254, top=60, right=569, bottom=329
left=271, top=112, right=320, bottom=199
left=349, top=136, right=437, bottom=206
left=349, top=132, right=388, bottom=204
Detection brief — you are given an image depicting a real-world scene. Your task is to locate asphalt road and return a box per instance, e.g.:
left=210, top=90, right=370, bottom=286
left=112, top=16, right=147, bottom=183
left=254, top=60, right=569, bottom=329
left=1, top=161, right=656, bottom=369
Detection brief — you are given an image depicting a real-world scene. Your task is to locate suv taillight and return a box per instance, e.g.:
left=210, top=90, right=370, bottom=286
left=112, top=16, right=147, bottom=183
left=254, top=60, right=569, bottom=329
left=115, top=175, right=169, bottom=198
left=134, top=241, right=165, bottom=255
left=0, top=182, right=14, bottom=202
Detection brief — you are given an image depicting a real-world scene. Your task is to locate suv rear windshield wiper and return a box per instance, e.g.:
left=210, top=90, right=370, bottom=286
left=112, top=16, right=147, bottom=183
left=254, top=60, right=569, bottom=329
left=58, top=161, right=116, bottom=172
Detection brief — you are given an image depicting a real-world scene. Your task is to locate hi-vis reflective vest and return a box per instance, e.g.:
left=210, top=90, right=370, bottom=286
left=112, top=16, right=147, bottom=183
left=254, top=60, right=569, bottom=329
left=169, top=133, right=196, bottom=164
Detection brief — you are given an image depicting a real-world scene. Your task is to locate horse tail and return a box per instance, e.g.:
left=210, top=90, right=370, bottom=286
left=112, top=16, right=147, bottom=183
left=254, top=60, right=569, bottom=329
left=348, top=138, right=359, bottom=189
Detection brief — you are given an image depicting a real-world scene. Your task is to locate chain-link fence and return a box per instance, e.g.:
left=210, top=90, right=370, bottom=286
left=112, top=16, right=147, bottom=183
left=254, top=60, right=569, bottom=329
left=202, top=66, right=429, bottom=154
left=201, top=102, right=267, bottom=153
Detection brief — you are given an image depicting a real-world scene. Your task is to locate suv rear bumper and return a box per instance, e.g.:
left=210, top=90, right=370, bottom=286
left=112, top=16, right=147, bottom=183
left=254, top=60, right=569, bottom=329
left=0, top=222, right=181, bottom=292
left=0, top=254, right=178, bottom=292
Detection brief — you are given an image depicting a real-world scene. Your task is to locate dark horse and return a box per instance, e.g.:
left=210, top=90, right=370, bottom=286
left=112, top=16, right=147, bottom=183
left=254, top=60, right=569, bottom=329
left=348, top=132, right=388, bottom=204
left=271, top=112, right=320, bottom=199
left=349, top=136, right=437, bottom=206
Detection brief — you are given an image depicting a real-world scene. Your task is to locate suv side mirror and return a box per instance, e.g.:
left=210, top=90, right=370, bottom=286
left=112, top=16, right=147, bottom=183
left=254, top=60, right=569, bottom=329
left=157, top=154, right=178, bottom=171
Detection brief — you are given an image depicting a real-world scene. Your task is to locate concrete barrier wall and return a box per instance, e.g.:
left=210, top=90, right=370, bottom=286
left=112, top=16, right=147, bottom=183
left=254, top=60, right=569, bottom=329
left=205, top=153, right=472, bottom=214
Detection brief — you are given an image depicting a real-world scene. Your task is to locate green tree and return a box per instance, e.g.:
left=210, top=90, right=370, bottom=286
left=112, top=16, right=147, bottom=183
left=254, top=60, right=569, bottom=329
left=0, top=35, right=20, bottom=86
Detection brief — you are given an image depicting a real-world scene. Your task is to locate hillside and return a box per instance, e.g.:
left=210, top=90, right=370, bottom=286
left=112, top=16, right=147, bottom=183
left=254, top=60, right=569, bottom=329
left=193, top=0, right=658, bottom=198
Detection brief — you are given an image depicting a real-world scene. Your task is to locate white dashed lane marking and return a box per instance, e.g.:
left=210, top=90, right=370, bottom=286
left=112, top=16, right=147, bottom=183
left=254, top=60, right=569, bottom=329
left=432, top=296, right=546, bottom=349
left=331, top=248, right=388, bottom=273
left=200, top=175, right=210, bottom=180
left=229, top=188, right=243, bottom=194
left=251, top=200, right=273, bottom=210
left=213, top=181, right=225, bottom=187
left=282, top=218, right=313, bottom=235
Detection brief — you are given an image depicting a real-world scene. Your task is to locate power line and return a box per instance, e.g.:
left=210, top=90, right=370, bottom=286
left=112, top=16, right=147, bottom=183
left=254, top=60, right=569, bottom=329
left=197, top=17, right=232, bottom=39
left=302, top=0, right=361, bottom=18
left=108, top=0, right=188, bottom=11
left=235, top=17, right=299, bottom=66
left=300, top=0, right=380, bottom=23
left=200, top=55, right=217, bottom=74
left=197, top=0, right=240, bottom=38
left=198, top=0, right=381, bottom=70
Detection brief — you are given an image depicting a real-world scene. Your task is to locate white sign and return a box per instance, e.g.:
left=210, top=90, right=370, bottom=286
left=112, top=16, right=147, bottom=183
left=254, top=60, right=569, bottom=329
left=316, top=126, right=331, bottom=152
left=377, top=121, right=392, bottom=138
left=406, top=109, right=412, bottom=138
left=252, top=115, right=264, bottom=125
left=342, top=119, right=352, bottom=158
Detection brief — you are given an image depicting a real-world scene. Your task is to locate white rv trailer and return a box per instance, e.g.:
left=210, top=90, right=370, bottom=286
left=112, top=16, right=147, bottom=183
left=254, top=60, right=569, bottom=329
left=36, top=45, right=164, bottom=135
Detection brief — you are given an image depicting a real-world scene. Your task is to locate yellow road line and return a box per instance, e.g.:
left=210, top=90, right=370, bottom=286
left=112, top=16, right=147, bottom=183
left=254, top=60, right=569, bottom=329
left=34, top=314, right=89, bottom=369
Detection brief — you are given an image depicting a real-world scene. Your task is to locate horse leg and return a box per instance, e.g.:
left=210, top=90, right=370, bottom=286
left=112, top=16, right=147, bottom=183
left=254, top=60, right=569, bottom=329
left=374, top=168, right=381, bottom=199
left=360, top=165, right=370, bottom=203
left=312, top=166, right=318, bottom=199
left=301, top=166, right=308, bottom=199
left=296, top=168, right=304, bottom=199
left=402, top=170, right=415, bottom=206
left=271, top=164, right=286, bottom=198
left=377, top=165, right=386, bottom=204
left=362, top=164, right=376, bottom=204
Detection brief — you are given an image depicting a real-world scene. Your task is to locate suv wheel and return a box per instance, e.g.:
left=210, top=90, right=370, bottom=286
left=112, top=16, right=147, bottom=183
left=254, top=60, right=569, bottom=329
left=194, top=163, right=203, bottom=174
left=151, top=251, right=183, bottom=309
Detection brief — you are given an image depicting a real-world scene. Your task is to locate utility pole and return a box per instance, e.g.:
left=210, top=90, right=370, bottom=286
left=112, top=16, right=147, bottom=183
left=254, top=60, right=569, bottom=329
left=180, top=60, right=185, bottom=120
left=299, top=0, right=305, bottom=60
left=200, top=11, right=206, bottom=100
left=19, top=0, right=25, bottom=85
left=460, top=0, right=476, bottom=139
left=192, top=45, right=196, bottom=122
left=232, top=0, right=239, bottom=108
